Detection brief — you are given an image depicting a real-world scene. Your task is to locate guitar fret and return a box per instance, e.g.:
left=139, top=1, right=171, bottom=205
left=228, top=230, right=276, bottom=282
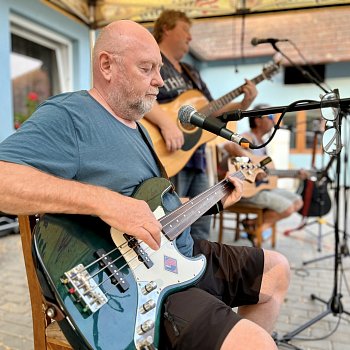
left=160, top=171, right=246, bottom=241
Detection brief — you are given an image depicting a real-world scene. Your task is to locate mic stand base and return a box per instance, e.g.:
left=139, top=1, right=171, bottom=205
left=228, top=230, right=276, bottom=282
left=275, top=293, right=350, bottom=347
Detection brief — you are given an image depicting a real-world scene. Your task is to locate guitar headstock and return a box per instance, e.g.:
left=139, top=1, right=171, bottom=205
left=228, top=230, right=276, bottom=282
left=229, top=156, right=265, bottom=183
left=262, top=58, right=281, bottom=80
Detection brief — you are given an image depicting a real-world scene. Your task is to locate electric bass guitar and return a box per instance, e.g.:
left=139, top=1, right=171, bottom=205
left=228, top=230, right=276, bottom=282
left=140, top=61, right=280, bottom=177
left=32, top=167, right=258, bottom=350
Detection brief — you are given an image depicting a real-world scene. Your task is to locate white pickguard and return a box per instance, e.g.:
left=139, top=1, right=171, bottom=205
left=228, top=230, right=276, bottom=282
left=110, top=205, right=206, bottom=349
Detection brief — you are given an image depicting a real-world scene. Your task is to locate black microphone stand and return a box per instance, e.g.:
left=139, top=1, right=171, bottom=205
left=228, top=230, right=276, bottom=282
left=274, top=104, right=350, bottom=348
left=270, top=41, right=330, bottom=94
left=217, top=99, right=350, bottom=348
left=301, top=109, right=349, bottom=266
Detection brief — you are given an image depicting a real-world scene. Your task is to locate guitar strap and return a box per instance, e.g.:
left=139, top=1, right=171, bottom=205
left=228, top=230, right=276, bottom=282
left=137, top=123, right=175, bottom=190
left=180, top=62, right=204, bottom=91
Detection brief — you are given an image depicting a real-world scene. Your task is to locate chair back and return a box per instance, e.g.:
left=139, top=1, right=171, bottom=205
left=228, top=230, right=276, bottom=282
left=18, top=215, right=72, bottom=350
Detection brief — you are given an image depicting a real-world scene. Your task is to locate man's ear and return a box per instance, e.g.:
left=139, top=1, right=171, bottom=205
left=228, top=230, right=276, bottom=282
left=99, top=52, right=113, bottom=82
left=162, top=24, right=170, bottom=36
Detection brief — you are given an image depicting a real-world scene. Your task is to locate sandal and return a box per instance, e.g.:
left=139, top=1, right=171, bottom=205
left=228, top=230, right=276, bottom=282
left=241, top=218, right=257, bottom=233
left=241, top=219, right=257, bottom=247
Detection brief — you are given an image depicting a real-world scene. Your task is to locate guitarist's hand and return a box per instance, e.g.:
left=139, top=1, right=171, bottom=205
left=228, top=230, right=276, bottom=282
left=99, top=194, right=162, bottom=251
left=239, top=79, right=258, bottom=110
left=221, top=176, right=243, bottom=209
left=160, top=121, right=184, bottom=152
left=297, top=169, right=309, bottom=180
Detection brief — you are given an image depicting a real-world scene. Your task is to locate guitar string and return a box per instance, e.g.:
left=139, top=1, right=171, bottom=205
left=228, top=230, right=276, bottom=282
left=76, top=178, right=237, bottom=297
left=69, top=172, right=246, bottom=299
left=68, top=168, right=247, bottom=298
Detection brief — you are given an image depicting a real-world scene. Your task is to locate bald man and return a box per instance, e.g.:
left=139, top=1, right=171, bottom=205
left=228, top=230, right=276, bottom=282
left=0, top=20, right=288, bottom=350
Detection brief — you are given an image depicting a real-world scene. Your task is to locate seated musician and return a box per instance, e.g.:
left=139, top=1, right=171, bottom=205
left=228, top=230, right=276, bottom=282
left=221, top=104, right=308, bottom=237
left=0, top=21, right=289, bottom=350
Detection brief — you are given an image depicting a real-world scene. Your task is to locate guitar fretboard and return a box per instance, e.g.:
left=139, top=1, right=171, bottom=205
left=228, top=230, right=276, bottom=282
left=159, top=171, right=245, bottom=240
left=199, top=64, right=278, bottom=117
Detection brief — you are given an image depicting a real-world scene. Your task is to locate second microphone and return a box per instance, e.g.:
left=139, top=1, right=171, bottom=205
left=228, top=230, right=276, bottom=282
left=178, top=105, right=251, bottom=147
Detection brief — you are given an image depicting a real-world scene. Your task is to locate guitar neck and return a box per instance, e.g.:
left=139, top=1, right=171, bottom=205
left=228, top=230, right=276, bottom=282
left=199, top=73, right=267, bottom=117
left=268, top=169, right=301, bottom=177
left=160, top=171, right=245, bottom=240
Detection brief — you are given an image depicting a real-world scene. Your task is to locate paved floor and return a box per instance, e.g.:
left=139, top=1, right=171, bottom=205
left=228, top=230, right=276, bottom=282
left=0, top=209, right=349, bottom=350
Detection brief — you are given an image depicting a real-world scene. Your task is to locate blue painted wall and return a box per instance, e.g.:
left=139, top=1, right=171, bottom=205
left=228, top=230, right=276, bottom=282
left=194, top=57, right=350, bottom=173
left=0, top=0, right=91, bottom=141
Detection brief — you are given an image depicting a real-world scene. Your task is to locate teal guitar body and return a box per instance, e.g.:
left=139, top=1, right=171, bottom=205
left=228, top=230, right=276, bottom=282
left=33, top=178, right=207, bottom=350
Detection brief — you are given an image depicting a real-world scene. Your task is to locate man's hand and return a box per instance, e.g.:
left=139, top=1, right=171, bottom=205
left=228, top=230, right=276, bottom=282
left=221, top=176, right=243, bottom=209
left=297, top=169, right=310, bottom=180
left=144, top=103, right=184, bottom=152
left=160, top=121, right=184, bottom=152
left=239, top=79, right=258, bottom=110
left=98, top=194, right=163, bottom=251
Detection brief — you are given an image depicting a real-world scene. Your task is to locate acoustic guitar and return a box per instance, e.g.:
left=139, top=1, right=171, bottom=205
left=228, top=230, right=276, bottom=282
left=140, top=61, right=280, bottom=177
left=228, top=155, right=318, bottom=198
left=32, top=167, right=259, bottom=350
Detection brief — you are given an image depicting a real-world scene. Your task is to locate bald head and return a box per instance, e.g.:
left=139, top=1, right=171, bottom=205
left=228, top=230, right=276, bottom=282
left=90, top=20, right=163, bottom=121
left=93, top=20, right=158, bottom=70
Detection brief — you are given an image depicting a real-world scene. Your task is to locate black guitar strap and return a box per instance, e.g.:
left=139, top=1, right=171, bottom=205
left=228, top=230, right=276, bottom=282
left=180, top=62, right=204, bottom=91
left=137, top=123, right=175, bottom=190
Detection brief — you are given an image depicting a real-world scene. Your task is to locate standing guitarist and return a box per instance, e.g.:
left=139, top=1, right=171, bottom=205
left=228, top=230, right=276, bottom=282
left=222, top=104, right=308, bottom=236
left=145, top=10, right=257, bottom=240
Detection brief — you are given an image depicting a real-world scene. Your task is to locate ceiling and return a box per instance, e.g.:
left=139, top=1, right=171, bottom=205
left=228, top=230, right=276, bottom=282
left=42, top=0, right=350, bottom=29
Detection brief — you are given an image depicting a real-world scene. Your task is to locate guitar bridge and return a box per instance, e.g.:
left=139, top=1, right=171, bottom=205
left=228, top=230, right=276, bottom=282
left=61, top=264, right=108, bottom=314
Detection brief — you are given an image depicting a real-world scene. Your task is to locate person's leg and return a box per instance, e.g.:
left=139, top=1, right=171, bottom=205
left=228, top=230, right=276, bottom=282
left=241, top=189, right=304, bottom=231
left=162, top=287, right=278, bottom=350
left=220, top=319, right=278, bottom=350
left=162, top=242, right=287, bottom=350
left=238, top=249, right=290, bottom=333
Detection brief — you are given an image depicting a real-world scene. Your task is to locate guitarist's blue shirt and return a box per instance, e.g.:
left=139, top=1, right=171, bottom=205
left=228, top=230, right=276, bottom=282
left=0, top=90, right=194, bottom=257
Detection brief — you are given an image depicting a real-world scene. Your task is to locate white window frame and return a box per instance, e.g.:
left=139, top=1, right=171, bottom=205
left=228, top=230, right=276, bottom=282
left=10, top=14, right=73, bottom=92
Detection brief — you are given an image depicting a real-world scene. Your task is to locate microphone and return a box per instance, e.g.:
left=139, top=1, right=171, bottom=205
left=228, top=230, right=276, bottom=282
left=251, top=37, right=289, bottom=46
left=178, top=105, right=251, bottom=147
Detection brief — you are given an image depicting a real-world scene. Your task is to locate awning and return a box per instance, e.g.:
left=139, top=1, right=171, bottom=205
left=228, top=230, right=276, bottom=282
left=41, top=0, right=350, bottom=29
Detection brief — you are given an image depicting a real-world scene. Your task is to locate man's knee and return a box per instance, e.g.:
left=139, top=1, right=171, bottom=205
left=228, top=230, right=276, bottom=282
left=221, top=318, right=278, bottom=350
left=294, top=198, right=303, bottom=212
left=261, top=250, right=290, bottom=299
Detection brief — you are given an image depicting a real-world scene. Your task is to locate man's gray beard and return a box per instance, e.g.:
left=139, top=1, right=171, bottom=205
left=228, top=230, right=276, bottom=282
left=106, top=91, right=154, bottom=121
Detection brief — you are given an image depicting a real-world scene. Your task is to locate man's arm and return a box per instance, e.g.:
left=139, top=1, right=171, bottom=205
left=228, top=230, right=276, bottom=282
left=0, top=161, right=162, bottom=250
left=223, top=139, right=253, bottom=158
left=144, top=102, right=184, bottom=152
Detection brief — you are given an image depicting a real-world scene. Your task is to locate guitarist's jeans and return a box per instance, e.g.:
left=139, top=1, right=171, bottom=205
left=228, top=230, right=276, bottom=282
left=171, top=168, right=211, bottom=241
left=162, top=240, right=264, bottom=350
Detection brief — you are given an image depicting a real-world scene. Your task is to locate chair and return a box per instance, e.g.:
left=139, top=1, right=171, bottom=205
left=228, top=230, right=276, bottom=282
left=217, top=202, right=276, bottom=248
left=207, top=141, right=276, bottom=248
left=18, top=215, right=72, bottom=350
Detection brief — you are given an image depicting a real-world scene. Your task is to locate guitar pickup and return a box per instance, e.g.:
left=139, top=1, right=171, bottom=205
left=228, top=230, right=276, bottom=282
left=124, top=234, right=153, bottom=269
left=95, top=249, right=130, bottom=292
left=62, top=264, right=108, bottom=314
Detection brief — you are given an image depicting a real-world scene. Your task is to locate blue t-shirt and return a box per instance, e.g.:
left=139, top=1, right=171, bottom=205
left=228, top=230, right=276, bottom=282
left=0, top=90, right=193, bottom=256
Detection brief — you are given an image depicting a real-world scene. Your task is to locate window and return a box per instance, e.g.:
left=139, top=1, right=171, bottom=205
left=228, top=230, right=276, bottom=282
left=284, top=65, right=325, bottom=84
left=282, top=110, right=324, bottom=155
left=10, top=14, right=72, bottom=128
